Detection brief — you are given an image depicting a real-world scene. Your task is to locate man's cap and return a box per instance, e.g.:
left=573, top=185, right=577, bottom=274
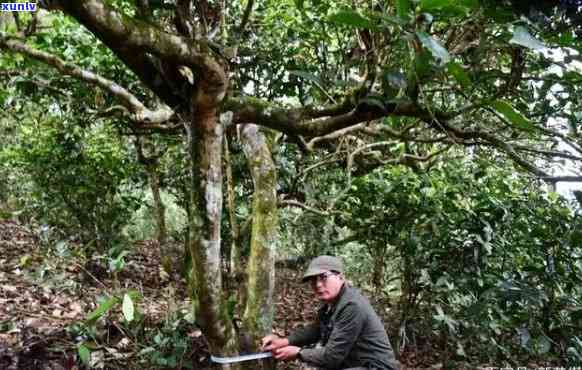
left=302, top=255, right=343, bottom=282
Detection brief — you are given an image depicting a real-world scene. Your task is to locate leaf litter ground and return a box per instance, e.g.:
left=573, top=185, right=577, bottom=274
left=0, top=219, right=525, bottom=369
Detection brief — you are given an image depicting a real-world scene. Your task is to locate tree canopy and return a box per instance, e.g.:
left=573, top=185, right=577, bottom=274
left=1, top=0, right=580, bottom=178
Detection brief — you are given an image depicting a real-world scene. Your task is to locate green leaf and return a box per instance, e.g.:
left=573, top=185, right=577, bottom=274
left=518, top=327, right=531, bottom=347
left=122, top=293, right=135, bottom=322
left=537, top=336, right=551, bottom=354
left=420, top=0, right=478, bottom=16
left=563, top=70, right=582, bottom=81
left=385, top=116, right=402, bottom=127
left=378, top=13, right=407, bottom=26
left=446, top=61, right=471, bottom=88
left=78, top=343, right=90, bottom=365
left=456, top=0, right=479, bottom=10
left=558, top=31, right=575, bottom=47
left=293, top=0, right=304, bottom=11
left=86, top=296, right=118, bottom=322
left=328, top=10, right=376, bottom=29
left=382, top=71, right=407, bottom=98
left=510, top=26, right=546, bottom=51
left=416, top=32, right=450, bottom=64
left=383, top=71, right=407, bottom=89
left=126, top=289, right=143, bottom=302
left=396, top=0, right=412, bottom=21
left=413, top=49, right=433, bottom=79
left=420, top=0, right=450, bottom=11
left=456, top=342, right=466, bottom=357
left=490, top=100, right=534, bottom=131
left=288, top=70, right=322, bottom=86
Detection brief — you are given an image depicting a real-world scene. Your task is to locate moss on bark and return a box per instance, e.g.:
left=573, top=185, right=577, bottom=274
left=241, top=125, right=278, bottom=363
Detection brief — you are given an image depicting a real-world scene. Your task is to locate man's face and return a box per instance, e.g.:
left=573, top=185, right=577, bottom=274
left=310, top=271, right=344, bottom=303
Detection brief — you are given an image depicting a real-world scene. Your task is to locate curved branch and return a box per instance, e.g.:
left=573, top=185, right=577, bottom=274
left=439, top=121, right=549, bottom=177
left=330, top=142, right=449, bottom=209
left=0, top=35, right=174, bottom=125
left=226, top=96, right=440, bottom=137
left=306, top=122, right=368, bottom=151
left=329, top=140, right=396, bottom=209
left=278, top=199, right=332, bottom=217
left=535, top=126, right=582, bottom=155
left=514, top=145, right=582, bottom=162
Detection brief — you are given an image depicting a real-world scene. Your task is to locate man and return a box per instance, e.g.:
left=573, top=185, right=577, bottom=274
left=262, top=255, right=399, bottom=370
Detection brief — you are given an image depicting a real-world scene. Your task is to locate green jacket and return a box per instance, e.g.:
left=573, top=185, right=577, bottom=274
left=288, top=284, right=399, bottom=370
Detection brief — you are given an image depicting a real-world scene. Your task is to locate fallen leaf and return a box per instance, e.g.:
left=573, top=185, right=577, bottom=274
left=64, top=302, right=83, bottom=318
left=188, top=329, right=202, bottom=338
left=1, top=285, right=17, bottom=293
left=116, top=337, right=130, bottom=349
left=24, top=317, right=48, bottom=329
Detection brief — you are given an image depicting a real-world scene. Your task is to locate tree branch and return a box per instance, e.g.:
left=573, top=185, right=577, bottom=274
left=540, top=176, right=582, bottom=183
left=0, top=34, right=174, bottom=125
left=226, top=96, right=439, bottom=137
left=438, top=121, right=549, bottom=177
left=514, top=145, right=582, bottom=162
left=535, top=125, right=582, bottom=155
left=306, top=122, right=368, bottom=151
left=329, top=140, right=396, bottom=209
left=278, top=199, right=337, bottom=217
left=175, top=0, right=194, bottom=38
left=237, top=0, right=254, bottom=39
left=53, top=0, right=209, bottom=69
left=330, top=142, right=449, bottom=209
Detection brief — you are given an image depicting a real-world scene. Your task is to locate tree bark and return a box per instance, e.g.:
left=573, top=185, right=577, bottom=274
left=240, top=124, right=277, bottom=369
left=148, top=167, right=167, bottom=246
left=223, top=135, right=240, bottom=276
left=372, top=247, right=386, bottom=294
left=186, top=105, right=238, bottom=355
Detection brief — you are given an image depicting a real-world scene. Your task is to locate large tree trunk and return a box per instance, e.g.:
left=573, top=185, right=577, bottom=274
left=240, top=124, right=277, bottom=369
left=186, top=103, right=238, bottom=356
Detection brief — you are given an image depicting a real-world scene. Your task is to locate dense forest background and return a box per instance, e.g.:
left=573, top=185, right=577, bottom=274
left=1, top=0, right=582, bottom=368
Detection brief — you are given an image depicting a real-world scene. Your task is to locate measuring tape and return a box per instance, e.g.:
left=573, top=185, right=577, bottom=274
left=210, top=352, right=273, bottom=364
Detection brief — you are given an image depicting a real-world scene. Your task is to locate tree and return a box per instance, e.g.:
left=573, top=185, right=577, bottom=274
left=1, top=0, right=581, bottom=361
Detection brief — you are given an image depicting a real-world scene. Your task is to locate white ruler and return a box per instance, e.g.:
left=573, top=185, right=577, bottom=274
left=210, top=352, right=273, bottom=364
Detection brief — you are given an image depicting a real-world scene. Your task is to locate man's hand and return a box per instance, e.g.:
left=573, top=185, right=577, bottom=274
left=273, top=345, right=301, bottom=361
left=261, top=334, right=289, bottom=352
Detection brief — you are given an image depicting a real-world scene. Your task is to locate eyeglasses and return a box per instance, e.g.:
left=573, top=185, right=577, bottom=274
left=310, top=271, right=339, bottom=286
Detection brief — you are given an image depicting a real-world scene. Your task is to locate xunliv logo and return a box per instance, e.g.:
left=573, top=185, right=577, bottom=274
left=0, top=2, right=37, bottom=12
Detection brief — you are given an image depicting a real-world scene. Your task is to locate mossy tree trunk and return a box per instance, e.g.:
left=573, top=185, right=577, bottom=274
left=148, top=168, right=167, bottom=246
left=31, top=0, right=281, bottom=362
left=240, top=124, right=278, bottom=370
left=372, top=243, right=387, bottom=294
left=224, top=135, right=241, bottom=277
left=184, top=73, right=241, bottom=357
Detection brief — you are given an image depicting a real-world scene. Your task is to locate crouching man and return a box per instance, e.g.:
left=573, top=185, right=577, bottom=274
left=262, top=255, right=399, bottom=370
